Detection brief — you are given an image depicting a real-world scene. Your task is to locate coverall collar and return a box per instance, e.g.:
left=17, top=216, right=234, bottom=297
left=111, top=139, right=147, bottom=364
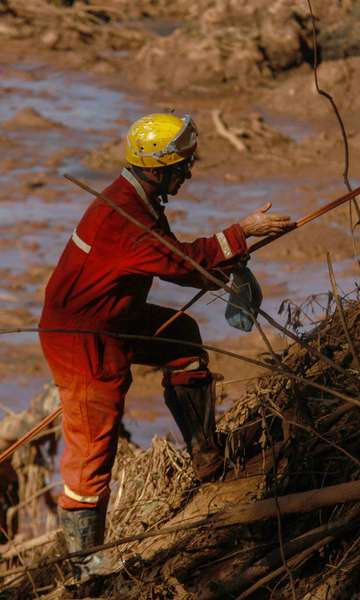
left=121, top=167, right=161, bottom=220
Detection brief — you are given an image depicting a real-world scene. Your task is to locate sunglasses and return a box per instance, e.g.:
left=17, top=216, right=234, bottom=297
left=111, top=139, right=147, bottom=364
left=171, top=155, right=195, bottom=175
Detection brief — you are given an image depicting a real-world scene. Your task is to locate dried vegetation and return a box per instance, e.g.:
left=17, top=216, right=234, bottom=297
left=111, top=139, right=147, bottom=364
left=1, top=296, right=360, bottom=599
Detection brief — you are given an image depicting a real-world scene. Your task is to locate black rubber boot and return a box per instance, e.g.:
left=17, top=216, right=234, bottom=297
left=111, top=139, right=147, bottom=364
left=59, top=503, right=110, bottom=583
left=164, top=378, right=224, bottom=481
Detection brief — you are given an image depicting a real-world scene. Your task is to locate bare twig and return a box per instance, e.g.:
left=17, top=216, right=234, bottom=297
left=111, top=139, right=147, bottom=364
left=259, top=402, right=297, bottom=600
left=212, top=291, right=351, bottom=378
left=226, top=515, right=358, bottom=595
left=307, top=0, right=360, bottom=230
left=6, top=480, right=62, bottom=529
left=0, top=401, right=18, bottom=417
left=268, top=404, right=360, bottom=468
left=0, top=406, right=62, bottom=465
left=0, top=529, right=60, bottom=561
left=327, top=252, right=360, bottom=371
left=0, top=526, right=39, bottom=597
left=235, top=535, right=334, bottom=599
left=1, top=327, right=360, bottom=410
left=258, top=307, right=348, bottom=376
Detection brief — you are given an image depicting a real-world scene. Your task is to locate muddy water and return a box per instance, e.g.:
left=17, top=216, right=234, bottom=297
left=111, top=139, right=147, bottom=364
left=0, top=61, right=358, bottom=445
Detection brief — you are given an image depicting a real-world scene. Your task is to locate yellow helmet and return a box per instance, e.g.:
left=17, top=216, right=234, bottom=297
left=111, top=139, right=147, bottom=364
left=125, top=113, right=198, bottom=168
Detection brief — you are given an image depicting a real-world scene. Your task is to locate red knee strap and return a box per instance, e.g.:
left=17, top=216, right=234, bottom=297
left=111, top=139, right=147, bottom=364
left=164, top=355, right=208, bottom=371
left=163, top=369, right=212, bottom=387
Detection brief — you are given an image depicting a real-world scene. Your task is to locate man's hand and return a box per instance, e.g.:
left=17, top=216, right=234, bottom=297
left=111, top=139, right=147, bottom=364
left=239, top=202, right=295, bottom=238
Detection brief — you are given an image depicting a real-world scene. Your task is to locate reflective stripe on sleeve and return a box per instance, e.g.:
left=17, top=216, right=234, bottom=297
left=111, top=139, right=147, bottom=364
left=215, top=231, right=234, bottom=259
left=64, top=484, right=99, bottom=504
left=72, top=229, right=92, bottom=254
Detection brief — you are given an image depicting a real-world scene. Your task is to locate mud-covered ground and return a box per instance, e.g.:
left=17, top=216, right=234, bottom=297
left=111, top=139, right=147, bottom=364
left=0, top=0, right=359, bottom=444
left=1, top=3, right=360, bottom=600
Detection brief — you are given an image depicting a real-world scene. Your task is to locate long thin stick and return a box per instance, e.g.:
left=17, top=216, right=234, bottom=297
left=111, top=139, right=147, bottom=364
left=3, top=181, right=359, bottom=466
left=327, top=252, right=360, bottom=371
left=248, top=184, right=360, bottom=254
left=236, top=535, right=334, bottom=599
left=0, top=407, right=62, bottom=465
left=154, top=289, right=205, bottom=335
left=1, top=328, right=359, bottom=407
left=0, top=303, right=200, bottom=466
left=155, top=184, right=360, bottom=330
left=306, top=0, right=360, bottom=224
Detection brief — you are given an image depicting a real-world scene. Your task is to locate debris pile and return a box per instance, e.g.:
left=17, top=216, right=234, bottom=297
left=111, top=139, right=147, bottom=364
left=0, top=384, right=60, bottom=543
left=0, top=0, right=152, bottom=55
left=1, top=1, right=360, bottom=92
left=1, top=297, right=359, bottom=598
left=128, top=0, right=359, bottom=92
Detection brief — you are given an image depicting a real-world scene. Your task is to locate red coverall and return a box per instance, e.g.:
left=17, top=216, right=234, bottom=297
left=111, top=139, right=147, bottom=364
left=39, top=168, right=247, bottom=509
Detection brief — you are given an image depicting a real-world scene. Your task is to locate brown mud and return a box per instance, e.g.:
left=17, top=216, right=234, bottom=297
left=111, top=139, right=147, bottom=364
left=0, top=1, right=359, bottom=598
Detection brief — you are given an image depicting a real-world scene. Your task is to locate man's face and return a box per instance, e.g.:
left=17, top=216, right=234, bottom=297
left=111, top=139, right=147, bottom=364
left=167, top=157, right=194, bottom=196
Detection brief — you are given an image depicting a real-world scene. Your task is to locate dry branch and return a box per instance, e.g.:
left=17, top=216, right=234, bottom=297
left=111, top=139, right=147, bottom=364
left=327, top=252, right=360, bottom=371
left=211, top=109, right=247, bottom=152
left=236, top=536, right=334, bottom=599
left=307, top=0, right=360, bottom=224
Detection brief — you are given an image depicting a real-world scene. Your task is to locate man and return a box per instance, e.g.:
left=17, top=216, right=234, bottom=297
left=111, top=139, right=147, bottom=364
left=39, top=113, right=293, bottom=572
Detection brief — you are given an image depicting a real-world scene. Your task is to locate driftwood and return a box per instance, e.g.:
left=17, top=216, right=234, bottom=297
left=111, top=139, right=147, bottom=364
left=211, top=109, right=247, bottom=152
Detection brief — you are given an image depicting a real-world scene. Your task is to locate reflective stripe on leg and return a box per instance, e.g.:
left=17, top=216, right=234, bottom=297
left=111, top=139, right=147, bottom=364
left=64, top=484, right=99, bottom=504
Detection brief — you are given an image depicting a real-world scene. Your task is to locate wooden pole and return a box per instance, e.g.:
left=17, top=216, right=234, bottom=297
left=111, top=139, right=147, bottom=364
left=166, top=184, right=360, bottom=323
left=248, top=184, right=360, bottom=253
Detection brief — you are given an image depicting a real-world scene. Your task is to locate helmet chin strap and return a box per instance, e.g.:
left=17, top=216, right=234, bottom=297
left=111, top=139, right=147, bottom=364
left=157, top=168, right=173, bottom=204
left=131, top=165, right=173, bottom=204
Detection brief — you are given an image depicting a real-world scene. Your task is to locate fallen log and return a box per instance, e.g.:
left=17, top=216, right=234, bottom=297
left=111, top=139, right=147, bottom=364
left=215, top=479, right=360, bottom=528
left=135, top=478, right=360, bottom=562
left=189, top=512, right=360, bottom=598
